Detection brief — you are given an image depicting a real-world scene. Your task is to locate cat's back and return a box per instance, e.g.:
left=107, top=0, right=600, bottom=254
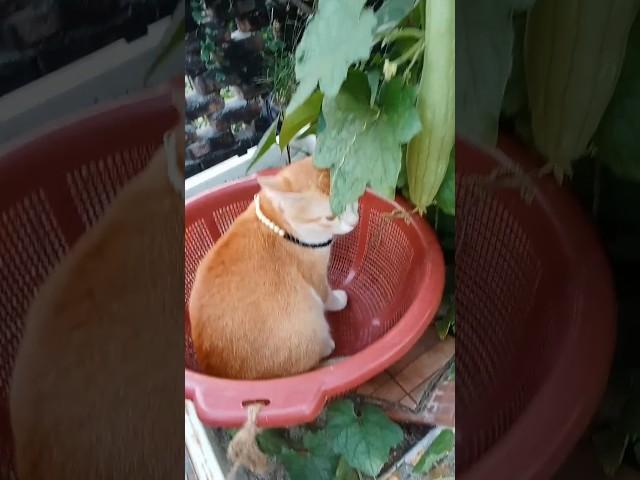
left=9, top=154, right=183, bottom=479
left=190, top=204, right=294, bottom=301
left=188, top=204, right=327, bottom=379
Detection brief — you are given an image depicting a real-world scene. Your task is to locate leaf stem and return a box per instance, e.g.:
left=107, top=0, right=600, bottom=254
left=403, top=40, right=424, bottom=80
left=392, top=39, right=425, bottom=66
left=381, top=27, right=424, bottom=45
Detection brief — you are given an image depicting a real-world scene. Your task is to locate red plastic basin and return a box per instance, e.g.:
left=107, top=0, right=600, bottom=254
left=184, top=179, right=445, bottom=428
left=0, top=88, right=178, bottom=479
left=456, top=135, right=616, bottom=479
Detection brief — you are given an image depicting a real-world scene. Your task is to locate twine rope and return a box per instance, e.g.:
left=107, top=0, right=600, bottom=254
left=226, top=403, right=268, bottom=479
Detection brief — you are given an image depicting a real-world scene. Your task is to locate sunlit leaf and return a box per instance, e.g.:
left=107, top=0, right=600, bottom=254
left=414, top=429, right=455, bottom=474
left=247, top=118, right=279, bottom=172
left=280, top=90, right=323, bottom=149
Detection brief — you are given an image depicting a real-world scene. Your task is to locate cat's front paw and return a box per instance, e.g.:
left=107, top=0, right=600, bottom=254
left=322, top=337, right=336, bottom=358
left=325, top=289, right=348, bottom=312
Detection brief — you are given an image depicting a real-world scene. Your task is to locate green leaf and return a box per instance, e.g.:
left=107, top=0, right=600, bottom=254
left=414, top=429, right=455, bottom=474
left=456, top=0, right=529, bottom=144
left=335, top=456, right=359, bottom=480
left=593, top=427, right=629, bottom=477
left=317, top=110, right=327, bottom=134
left=278, top=431, right=339, bottom=480
left=596, top=15, right=640, bottom=182
left=316, top=77, right=421, bottom=214
left=367, top=69, right=382, bottom=106
left=502, top=12, right=528, bottom=117
left=341, top=70, right=372, bottom=105
left=436, top=302, right=455, bottom=340
left=280, top=90, right=323, bottom=150
left=397, top=150, right=408, bottom=189
left=435, top=149, right=455, bottom=215
left=144, top=20, right=184, bottom=85
left=298, top=122, right=318, bottom=139
left=279, top=450, right=338, bottom=480
left=325, top=400, right=404, bottom=477
left=375, top=0, right=418, bottom=34
left=287, top=0, right=376, bottom=112
left=256, top=429, right=289, bottom=456
left=302, top=430, right=336, bottom=458
left=379, top=78, right=421, bottom=142
left=247, top=118, right=279, bottom=172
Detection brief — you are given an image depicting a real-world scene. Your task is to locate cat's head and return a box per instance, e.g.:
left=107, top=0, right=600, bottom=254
left=257, top=157, right=359, bottom=241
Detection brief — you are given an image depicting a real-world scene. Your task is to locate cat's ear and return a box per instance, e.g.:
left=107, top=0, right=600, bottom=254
left=257, top=175, right=285, bottom=194
left=258, top=175, right=306, bottom=210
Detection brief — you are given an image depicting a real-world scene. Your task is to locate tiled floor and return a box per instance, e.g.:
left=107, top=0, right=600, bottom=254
left=357, top=327, right=455, bottom=427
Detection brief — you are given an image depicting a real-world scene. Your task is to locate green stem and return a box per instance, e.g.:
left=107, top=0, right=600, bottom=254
left=392, top=39, right=425, bottom=66
left=403, top=41, right=424, bottom=80
left=381, top=27, right=424, bottom=44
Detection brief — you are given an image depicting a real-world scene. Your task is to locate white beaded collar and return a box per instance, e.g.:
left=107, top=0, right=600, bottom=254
left=255, top=193, right=286, bottom=237
left=254, top=194, right=333, bottom=249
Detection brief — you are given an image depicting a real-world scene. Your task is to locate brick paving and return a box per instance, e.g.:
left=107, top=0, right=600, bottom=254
left=357, top=327, right=455, bottom=428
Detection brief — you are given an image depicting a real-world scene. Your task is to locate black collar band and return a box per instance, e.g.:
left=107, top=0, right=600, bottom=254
left=282, top=232, right=333, bottom=249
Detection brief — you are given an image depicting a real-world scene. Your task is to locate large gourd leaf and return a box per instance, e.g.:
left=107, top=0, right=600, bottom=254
left=278, top=431, right=339, bottom=480
left=287, top=0, right=377, bottom=113
left=325, top=400, right=404, bottom=477
left=316, top=77, right=421, bottom=214
left=375, top=0, right=419, bottom=34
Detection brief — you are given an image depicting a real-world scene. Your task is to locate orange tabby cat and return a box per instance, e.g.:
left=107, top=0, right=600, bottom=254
left=188, top=157, right=359, bottom=380
left=9, top=93, right=184, bottom=479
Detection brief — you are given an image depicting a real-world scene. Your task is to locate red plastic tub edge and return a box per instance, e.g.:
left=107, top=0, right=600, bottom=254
left=184, top=180, right=446, bottom=428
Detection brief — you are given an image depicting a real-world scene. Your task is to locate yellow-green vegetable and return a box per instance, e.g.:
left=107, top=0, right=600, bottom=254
left=525, top=0, right=640, bottom=179
left=406, top=0, right=455, bottom=213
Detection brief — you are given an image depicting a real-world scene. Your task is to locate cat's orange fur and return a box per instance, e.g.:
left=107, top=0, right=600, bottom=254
left=188, top=158, right=359, bottom=380
left=9, top=95, right=184, bottom=479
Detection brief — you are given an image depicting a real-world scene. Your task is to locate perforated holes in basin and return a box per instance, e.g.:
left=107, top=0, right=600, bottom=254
left=213, top=201, right=252, bottom=238
left=0, top=189, right=68, bottom=399
left=456, top=180, right=542, bottom=469
left=336, top=210, right=414, bottom=350
left=184, top=219, right=214, bottom=304
left=67, top=146, right=154, bottom=228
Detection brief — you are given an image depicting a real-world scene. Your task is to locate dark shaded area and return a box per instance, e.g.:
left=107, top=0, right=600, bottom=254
left=0, top=3, right=185, bottom=478
left=0, top=0, right=179, bottom=96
